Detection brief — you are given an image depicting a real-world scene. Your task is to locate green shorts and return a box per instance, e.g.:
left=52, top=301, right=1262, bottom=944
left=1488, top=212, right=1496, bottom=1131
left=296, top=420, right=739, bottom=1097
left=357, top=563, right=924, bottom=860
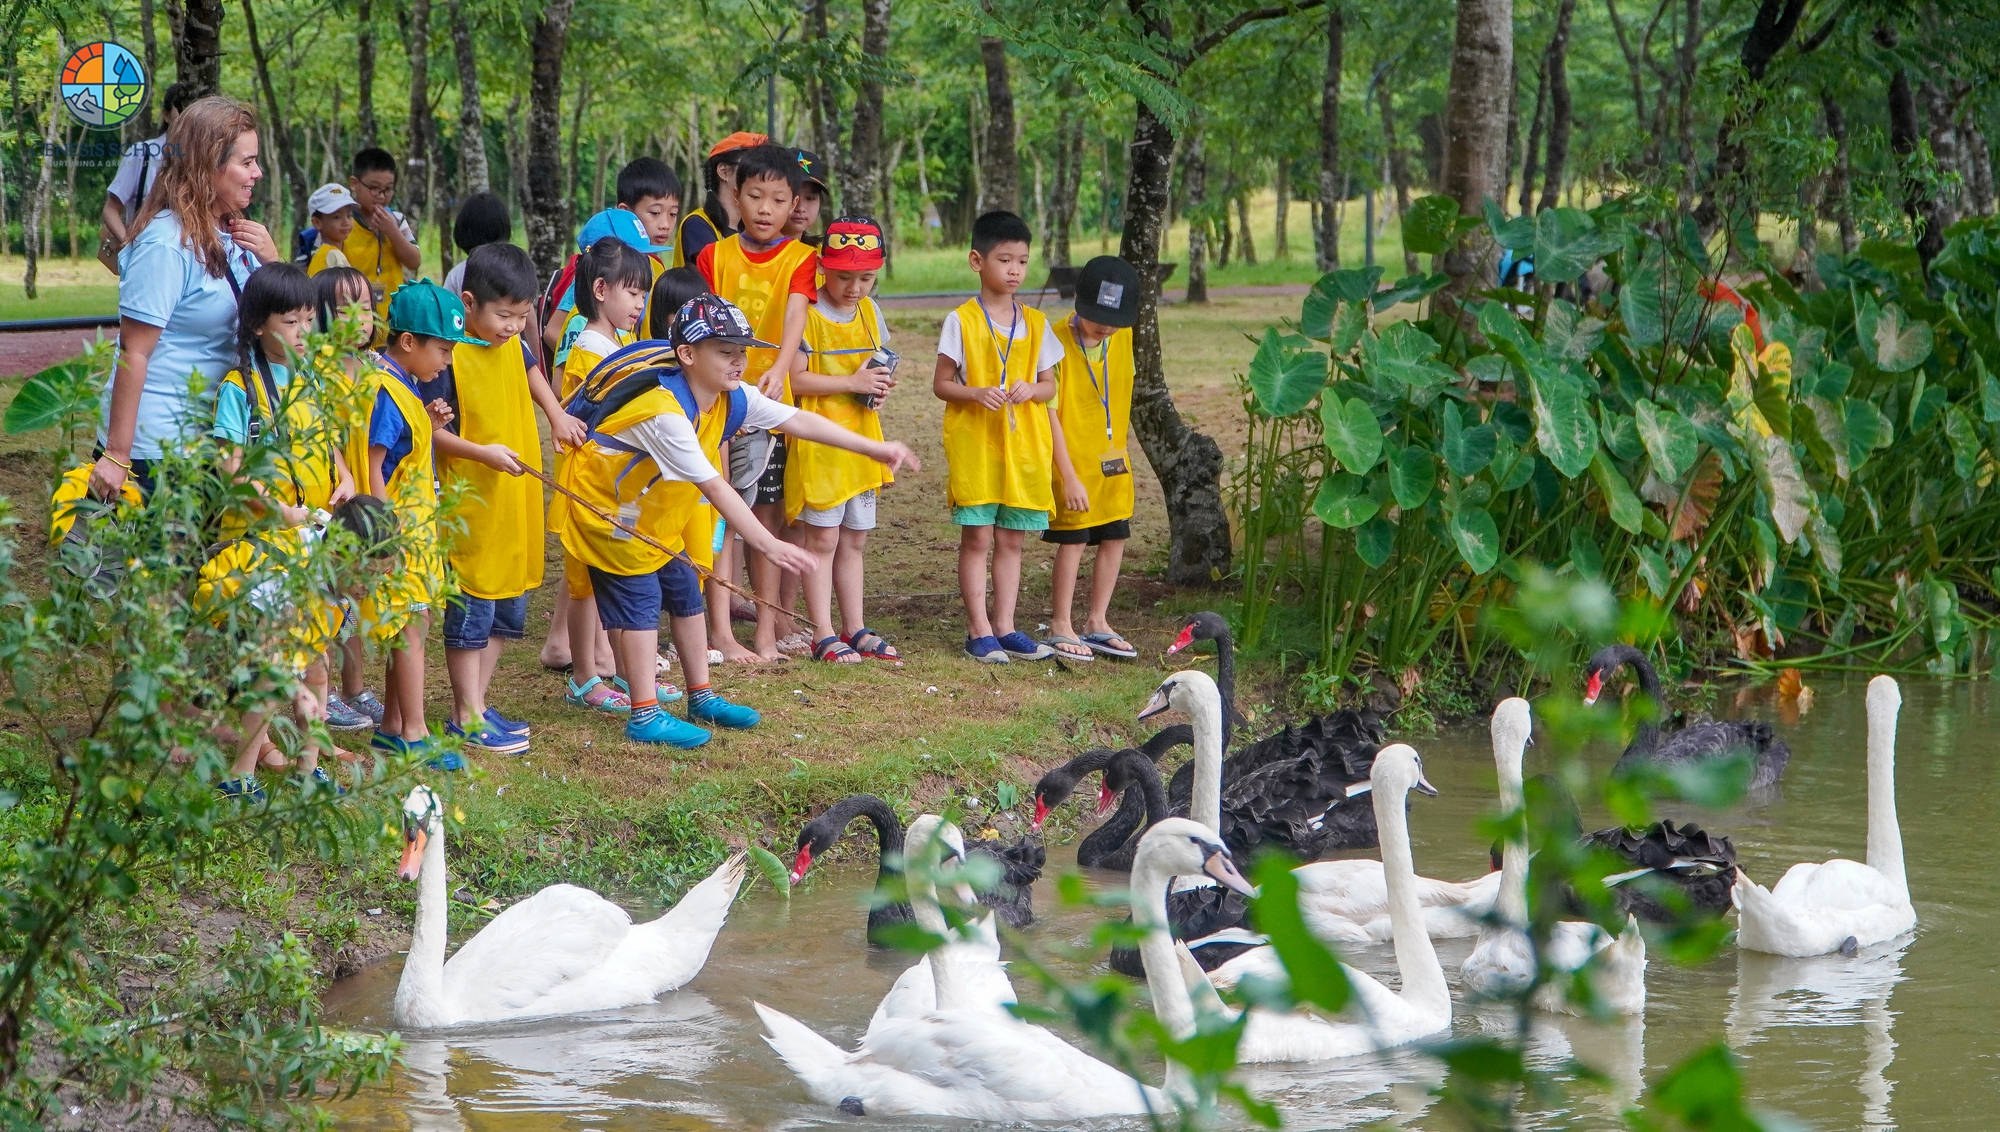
left=951, top=503, right=1050, bottom=531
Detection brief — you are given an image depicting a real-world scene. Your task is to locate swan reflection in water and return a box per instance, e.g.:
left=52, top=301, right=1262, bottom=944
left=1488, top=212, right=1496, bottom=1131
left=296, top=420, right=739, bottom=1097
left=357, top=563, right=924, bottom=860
left=1465, top=1005, right=1646, bottom=1125
left=1727, top=939, right=1908, bottom=1129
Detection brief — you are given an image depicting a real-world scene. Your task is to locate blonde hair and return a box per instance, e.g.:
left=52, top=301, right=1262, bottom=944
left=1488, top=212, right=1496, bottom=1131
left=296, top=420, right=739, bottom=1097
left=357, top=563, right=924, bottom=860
left=130, top=96, right=260, bottom=279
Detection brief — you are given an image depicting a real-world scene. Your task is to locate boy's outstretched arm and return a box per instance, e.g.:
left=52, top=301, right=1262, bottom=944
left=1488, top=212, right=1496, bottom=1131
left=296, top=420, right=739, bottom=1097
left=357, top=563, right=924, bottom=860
left=432, top=429, right=526, bottom=475
left=697, top=476, right=819, bottom=577
left=775, top=411, right=921, bottom=475
left=761, top=292, right=812, bottom=398
left=526, top=362, right=587, bottom=449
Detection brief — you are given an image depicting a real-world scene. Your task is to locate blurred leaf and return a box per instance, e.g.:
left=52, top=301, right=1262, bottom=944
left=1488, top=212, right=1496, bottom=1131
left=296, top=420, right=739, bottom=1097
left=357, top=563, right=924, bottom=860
left=1946, top=405, right=1982, bottom=481
left=1636, top=398, right=1700, bottom=482
left=1448, top=503, right=1502, bottom=574
left=1590, top=452, right=1647, bottom=534
left=4, top=361, right=95, bottom=435
left=870, top=922, right=947, bottom=955
left=1443, top=402, right=1497, bottom=477
left=1313, top=472, right=1381, bottom=529
left=1247, top=328, right=1329, bottom=417
left=1404, top=194, right=1463, bottom=255
left=1981, top=358, right=2000, bottom=423
left=1435, top=1036, right=1527, bottom=1082
left=1389, top=446, right=1436, bottom=510
left=1248, top=853, right=1351, bottom=1014
left=1524, top=360, right=1600, bottom=478
left=1363, top=323, right=1458, bottom=398
left=1633, top=1042, right=1787, bottom=1132
left=1301, top=267, right=1382, bottom=338
left=1320, top=396, right=1383, bottom=472
left=748, top=845, right=791, bottom=899
left=1372, top=272, right=1450, bottom=310
left=1218, top=1083, right=1283, bottom=1129
left=1355, top=516, right=1395, bottom=568
left=1157, top=1014, right=1246, bottom=1075
left=1534, top=207, right=1618, bottom=283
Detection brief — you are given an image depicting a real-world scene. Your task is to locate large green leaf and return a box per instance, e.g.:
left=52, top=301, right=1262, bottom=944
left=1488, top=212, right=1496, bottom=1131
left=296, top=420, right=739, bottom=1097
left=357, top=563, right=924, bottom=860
left=1355, top=516, right=1395, bottom=569
left=1301, top=267, right=1382, bottom=338
left=1446, top=502, right=1501, bottom=574
left=1589, top=451, right=1647, bottom=534
left=1634, top=398, right=1700, bottom=481
left=1601, top=409, right=1642, bottom=462
left=1403, top=195, right=1464, bottom=255
left=1543, top=300, right=1606, bottom=361
left=1797, top=397, right=1851, bottom=480
left=1312, top=472, right=1381, bottom=529
left=1637, top=546, right=1672, bottom=597
left=1388, top=446, right=1436, bottom=510
left=1371, top=273, right=1449, bottom=311
left=1946, top=404, right=1983, bottom=481
left=1523, top=360, right=1599, bottom=478
left=1330, top=299, right=1369, bottom=355
left=1842, top=396, right=1893, bottom=471
left=1319, top=395, right=1382, bottom=472
left=1981, top=358, right=2000, bottom=423
left=1249, top=855, right=1351, bottom=1014
left=1568, top=528, right=1603, bottom=577
left=1533, top=207, right=1618, bottom=283
left=1442, top=402, right=1496, bottom=477
left=1247, top=327, right=1329, bottom=417
left=1362, top=323, right=1457, bottom=398
left=1482, top=198, right=1536, bottom=250
left=1855, top=294, right=1933, bottom=373
left=3, top=361, right=96, bottom=435
left=1756, top=432, right=1813, bottom=542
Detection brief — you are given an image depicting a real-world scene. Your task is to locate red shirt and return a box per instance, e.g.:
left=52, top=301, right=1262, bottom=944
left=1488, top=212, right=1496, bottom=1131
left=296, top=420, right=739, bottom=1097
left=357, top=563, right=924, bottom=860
left=695, top=236, right=818, bottom=304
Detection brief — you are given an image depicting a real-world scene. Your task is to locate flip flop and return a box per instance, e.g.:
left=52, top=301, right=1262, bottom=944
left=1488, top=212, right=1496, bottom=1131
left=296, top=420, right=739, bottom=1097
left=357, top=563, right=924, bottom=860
left=1043, top=634, right=1095, bottom=661
left=1081, top=630, right=1139, bottom=659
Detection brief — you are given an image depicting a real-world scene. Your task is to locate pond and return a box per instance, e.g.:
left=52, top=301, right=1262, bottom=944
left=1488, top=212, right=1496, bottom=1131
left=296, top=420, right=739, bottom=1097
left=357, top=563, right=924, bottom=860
left=323, top=677, right=1998, bottom=1129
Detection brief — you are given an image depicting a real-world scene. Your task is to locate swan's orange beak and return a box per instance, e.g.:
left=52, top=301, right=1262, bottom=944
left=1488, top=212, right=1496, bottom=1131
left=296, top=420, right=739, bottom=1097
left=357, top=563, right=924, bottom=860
left=397, top=828, right=427, bottom=881
left=1031, top=794, right=1050, bottom=831
left=1167, top=624, right=1195, bottom=655
left=789, top=846, right=813, bottom=884
left=1095, top=781, right=1118, bottom=818
left=1583, top=671, right=1603, bottom=706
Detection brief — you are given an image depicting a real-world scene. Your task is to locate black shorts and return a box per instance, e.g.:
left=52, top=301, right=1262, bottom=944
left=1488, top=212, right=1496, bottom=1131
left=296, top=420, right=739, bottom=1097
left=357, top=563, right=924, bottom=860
left=1042, top=519, right=1131, bottom=546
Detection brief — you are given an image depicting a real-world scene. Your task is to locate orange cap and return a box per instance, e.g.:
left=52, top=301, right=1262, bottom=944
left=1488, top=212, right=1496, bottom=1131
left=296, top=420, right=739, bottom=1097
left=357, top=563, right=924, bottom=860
left=708, top=131, right=769, bottom=160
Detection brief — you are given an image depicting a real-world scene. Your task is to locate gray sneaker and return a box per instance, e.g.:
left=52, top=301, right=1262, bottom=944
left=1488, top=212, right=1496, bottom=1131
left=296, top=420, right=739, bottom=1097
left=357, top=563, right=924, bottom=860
left=348, top=690, right=387, bottom=724
left=324, top=694, right=373, bottom=732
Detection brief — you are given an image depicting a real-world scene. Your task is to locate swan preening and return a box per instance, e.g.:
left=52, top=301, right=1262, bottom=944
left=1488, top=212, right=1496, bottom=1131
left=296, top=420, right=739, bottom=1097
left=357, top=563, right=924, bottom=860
left=1734, top=675, right=1915, bottom=957
left=392, top=785, right=745, bottom=1029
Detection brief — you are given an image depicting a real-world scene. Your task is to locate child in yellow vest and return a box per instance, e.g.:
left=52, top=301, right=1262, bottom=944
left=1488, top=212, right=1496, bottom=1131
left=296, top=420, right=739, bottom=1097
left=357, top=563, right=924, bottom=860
left=695, top=144, right=819, bottom=662
left=341, top=147, right=423, bottom=331
left=555, top=295, right=917, bottom=748
left=431, top=245, right=587, bottom=756
left=785, top=217, right=899, bottom=662
left=1044, top=256, right=1143, bottom=661
left=931, top=211, right=1062, bottom=664
left=358, top=280, right=487, bottom=770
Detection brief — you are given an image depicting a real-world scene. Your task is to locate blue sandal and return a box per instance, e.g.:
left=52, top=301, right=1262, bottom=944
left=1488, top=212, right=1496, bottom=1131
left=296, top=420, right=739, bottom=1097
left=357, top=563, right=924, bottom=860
left=844, top=627, right=901, bottom=660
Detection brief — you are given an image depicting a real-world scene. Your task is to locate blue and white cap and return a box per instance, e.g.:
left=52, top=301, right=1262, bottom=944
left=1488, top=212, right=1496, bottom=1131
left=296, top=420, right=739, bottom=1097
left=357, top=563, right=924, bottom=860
left=670, top=294, right=775, bottom=349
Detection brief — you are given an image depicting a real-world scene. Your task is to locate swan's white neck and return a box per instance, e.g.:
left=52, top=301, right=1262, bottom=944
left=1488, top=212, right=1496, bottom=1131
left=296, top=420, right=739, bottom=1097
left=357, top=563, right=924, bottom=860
left=1494, top=726, right=1528, bottom=928
left=908, top=868, right=974, bottom=1011
left=1185, top=687, right=1223, bottom=833
left=396, top=820, right=451, bottom=1027
left=1130, top=851, right=1197, bottom=1101
left=1864, top=686, right=1907, bottom=903
left=1374, top=774, right=1450, bottom=1014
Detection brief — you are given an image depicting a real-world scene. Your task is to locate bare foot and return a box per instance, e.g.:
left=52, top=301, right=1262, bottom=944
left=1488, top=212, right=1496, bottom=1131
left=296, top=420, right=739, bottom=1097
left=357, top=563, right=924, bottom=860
left=259, top=742, right=290, bottom=769
left=539, top=642, right=572, bottom=670
left=718, top=640, right=763, bottom=664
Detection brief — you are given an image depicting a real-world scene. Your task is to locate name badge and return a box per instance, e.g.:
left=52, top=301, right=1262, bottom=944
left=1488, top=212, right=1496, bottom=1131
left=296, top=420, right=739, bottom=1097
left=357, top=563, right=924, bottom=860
left=1100, top=448, right=1131, bottom=477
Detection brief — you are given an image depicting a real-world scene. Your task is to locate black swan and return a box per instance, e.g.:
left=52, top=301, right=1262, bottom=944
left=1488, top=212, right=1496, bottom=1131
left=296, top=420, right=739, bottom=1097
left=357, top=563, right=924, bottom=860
left=789, top=795, right=1042, bottom=935
left=1584, top=820, right=1739, bottom=922
left=1030, top=724, right=1192, bottom=867
left=1583, top=644, right=1791, bottom=790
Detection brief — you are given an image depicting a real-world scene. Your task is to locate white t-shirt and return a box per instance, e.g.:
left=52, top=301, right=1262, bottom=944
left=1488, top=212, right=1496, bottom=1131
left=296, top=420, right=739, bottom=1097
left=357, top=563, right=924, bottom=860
left=935, top=307, right=1062, bottom=376
left=441, top=261, right=467, bottom=297
left=107, top=135, right=167, bottom=217
left=613, top=385, right=798, bottom=483
left=570, top=327, right=623, bottom=360
left=812, top=298, right=891, bottom=345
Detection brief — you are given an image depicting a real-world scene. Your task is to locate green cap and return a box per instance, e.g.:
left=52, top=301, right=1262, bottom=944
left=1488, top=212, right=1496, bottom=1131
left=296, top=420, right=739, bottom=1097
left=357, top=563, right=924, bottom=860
left=386, top=279, right=488, bottom=345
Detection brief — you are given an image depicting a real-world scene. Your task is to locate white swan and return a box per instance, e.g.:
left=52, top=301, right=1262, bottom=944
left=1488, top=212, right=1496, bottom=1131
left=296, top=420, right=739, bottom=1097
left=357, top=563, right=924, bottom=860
left=1460, top=698, right=1646, bottom=1015
left=1144, top=671, right=1498, bottom=944
left=1169, top=746, right=1455, bottom=1059
left=756, top=815, right=1210, bottom=1120
left=864, top=815, right=1016, bottom=1032
left=1735, top=675, right=1915, bottom=957
left=392, top=785, right=745, bottom=1029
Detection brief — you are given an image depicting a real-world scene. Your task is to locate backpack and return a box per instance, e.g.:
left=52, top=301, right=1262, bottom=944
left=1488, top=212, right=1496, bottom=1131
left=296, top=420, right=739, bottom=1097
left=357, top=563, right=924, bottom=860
left=565, top=340, right=749, bottom=454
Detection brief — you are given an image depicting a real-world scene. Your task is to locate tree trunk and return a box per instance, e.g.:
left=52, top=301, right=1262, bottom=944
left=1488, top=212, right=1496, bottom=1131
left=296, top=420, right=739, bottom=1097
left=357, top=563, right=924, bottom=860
left=1517, top=55, right=1545, bottom=214
left=1216, top=170, right=1233, bottom=268
left=449, top=0, right=489, bottom=194
left=1879, top=28, right=1944, bottom=273
left=1184, top=129, right=1209, bottom=302
left=1437, top=0, right=1513, bottom=323
left=1966, top=119, right=1996, bottom=217
left=403, top=0, right=433, bottom=257
left=1236, top=190, right=1257, bottom=266
left=805, top=0, right=843, bottom=199
left=241, top=0, right=309, bottom=238
left=64, top=125, right=78, bottom=258
left=1821, top=90, right=1857, bottom=252
left=175, top=0, right=224, bottom=98
left=1921, top=79, right=1965, bottom=232
left=138, top=0, right=159, bottom=135
left=1379, top=84, right=1419, bottom=276
left=1535, top=0, right=1576, bottom=213
left=880, top=136, right=904, bottom=270
left=1602, top=0, right=1653, bottom=168
left=505, top=93, right=530, bottom=220
left=26, top=73, right=60, bottom=297
left=525, top=0, right=576, bottom=279
left=842, top=0, right=890, bottom=221
left=1696, top=0, right=1805, bottom=232
left=1273, top=158, right=1289, bottom=257
left=356, top=0, right=377, bottom=147
left=978, top=37, right=1019, bottom=213
left=1048, top=97, right=1081, bottom=266
left=1315, top=2, right=1343, bottom=271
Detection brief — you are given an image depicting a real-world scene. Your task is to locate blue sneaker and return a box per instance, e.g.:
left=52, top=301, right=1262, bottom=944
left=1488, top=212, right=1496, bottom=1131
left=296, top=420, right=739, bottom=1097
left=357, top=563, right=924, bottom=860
left=324, top=694, right=373, bottom=732
left=996, top=631, right=1054, bottom=661
left=370, top=730, right=409, bottom=754
left=447, top=719, right=528, bottom=756
left=612, top=675, right=684, bottom=703
left=291, top=766, right=346, bottom=795
left=483, top=707, right=530, bottom=737
left=688, top=693, right=760, bottom=729
left=965, top=635, right=1011, bottom=664
left=626, top=712, right=711, bottom=748
left=217, top=776, right=267, bottom=803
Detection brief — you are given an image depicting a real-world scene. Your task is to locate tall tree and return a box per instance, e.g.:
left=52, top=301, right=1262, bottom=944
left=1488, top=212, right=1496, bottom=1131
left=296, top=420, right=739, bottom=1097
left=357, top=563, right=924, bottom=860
left=356, top=0, right=377, bottom=147
left=1535, top=0, right=1576, bottom=213
left=841, top=0, right=891, bottom=219
left=404, top=0, right=434, bottom=253
left=1437, top=0, right=1514, bottom=320
left=138, top=0, right=158, bottom=134
left=1695, top=0, right=1810, bottom=232
left=1048, top=87, right=1084, bottom=266
left=1517, top=55, right=1545, bottom=214
left=1878, top=25, right=1946, bottom=272
left=1379, top=78, right=1419, bottom=276
left=1821, top=90, right=1858, bottom=253
left=1315, top=3, right=1343, bottom=271
left=449, top=0, right=489, bottom=194
left=804, top=0, right=843, bottom=194
left=978, top=37, right=1019, bottom=213
left=1185, top=128, right=1209, bottom=302
left=241, top=0, right=309, bottom=234
left=175, top=0, right=224, bottom=97
left=525, top=0, right=577, bottom=277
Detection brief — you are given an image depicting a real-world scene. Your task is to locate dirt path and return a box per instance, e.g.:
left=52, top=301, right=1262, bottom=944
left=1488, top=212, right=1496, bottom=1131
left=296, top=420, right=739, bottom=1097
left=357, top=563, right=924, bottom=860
left=0, top=326, right=114, bottom=378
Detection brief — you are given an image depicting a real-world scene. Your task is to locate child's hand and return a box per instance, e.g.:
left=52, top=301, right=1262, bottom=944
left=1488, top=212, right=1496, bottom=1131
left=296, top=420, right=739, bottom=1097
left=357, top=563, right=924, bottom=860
left=552, top=413, right=588, bottom=450
left=426, top=398, right=456, bottom=429
left=1006, top=381, right=1037, bottom=405
left=975, top=386, right=1008, bottom=411
left=484, top=444, right=525, bottom=475
left=328, top=470, right=357, bottom=507
left=874, top=441, right=921, bottom=475
left=758, top=370, right=788, bottom=399
left=852, top=363, right=897, bottom=398
left=279, top=502, right=312, bottom=527
left=757, top=536, right=820, bottom=577
left=1062, top=476, right=1091, bottom=514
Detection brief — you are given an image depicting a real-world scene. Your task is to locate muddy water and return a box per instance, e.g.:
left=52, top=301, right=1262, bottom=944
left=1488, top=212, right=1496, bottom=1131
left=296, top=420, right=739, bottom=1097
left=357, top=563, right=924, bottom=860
left=324, top=678, right=1999, bottom=1129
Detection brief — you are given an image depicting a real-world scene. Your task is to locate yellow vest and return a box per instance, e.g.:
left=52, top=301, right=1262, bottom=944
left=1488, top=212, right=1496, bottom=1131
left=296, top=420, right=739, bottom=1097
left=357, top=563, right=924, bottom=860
left=219, top=361, right=341, bottom=516
left=1049, top=318, right=1136, bottom=530
left=442, top=338, right=544, bottom=599
left=785, top=299, right=893, bottom=521
left=709, top=235, right=816, bottom=382
left=672, top=211, right=723, bottom=270
left=341, top=218, right=407, bottom=327
left=557, top=377, right=732, bottom=576
left=305, top=242, right=349, bottom=276
left=195, top=527, right=343, bottom=672
left=358, top=367, right=442, bottom=640
left=943, top=298, right=1055, bottom=512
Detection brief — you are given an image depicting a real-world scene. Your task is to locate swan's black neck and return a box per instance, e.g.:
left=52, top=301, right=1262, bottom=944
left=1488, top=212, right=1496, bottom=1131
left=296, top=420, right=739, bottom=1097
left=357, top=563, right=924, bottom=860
left=807, top=795, right=905, bottom=880
left=1140, top=722, right=1193, bottom=761
left=1212, top=629, right=1236, bottom=751
left=1077, top=782, right=1147, bottom=866
left=1038, top=747, right=1121, bottom=809
left=1106, top=748, right=1170, bottom=829
left=1595, top=644, right=1664, bottom=751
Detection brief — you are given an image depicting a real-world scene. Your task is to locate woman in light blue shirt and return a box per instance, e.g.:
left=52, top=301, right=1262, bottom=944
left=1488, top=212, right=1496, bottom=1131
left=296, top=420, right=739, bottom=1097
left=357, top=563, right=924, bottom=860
left=92, top=96, right=280, bottom=500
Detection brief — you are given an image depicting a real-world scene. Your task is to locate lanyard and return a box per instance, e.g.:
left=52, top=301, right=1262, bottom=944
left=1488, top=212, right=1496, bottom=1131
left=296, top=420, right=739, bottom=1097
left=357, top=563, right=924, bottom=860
left=978, top=301, right=1021, bottom=431
left=1072, top=316, right=1114, bottom=441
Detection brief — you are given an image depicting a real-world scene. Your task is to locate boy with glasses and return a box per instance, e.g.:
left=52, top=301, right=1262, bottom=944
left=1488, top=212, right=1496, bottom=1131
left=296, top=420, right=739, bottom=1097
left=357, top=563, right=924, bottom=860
left=343, top=147, right=424, bottom=327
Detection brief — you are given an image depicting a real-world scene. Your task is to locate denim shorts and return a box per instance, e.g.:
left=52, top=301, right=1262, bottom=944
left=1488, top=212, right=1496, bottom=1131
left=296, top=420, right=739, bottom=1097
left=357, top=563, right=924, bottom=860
left=443, top=592, right=528, bottom=650
left=588, top=560, right=705, bottom=630
left=951, top=503, right=1050, bottom=531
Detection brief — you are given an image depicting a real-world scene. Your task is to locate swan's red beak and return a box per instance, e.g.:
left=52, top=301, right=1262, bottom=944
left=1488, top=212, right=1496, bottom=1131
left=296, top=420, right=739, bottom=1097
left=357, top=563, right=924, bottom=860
left=789, top=846, right=813, bottom=885
left=1167, top=624, right=1195, bottom=655
left=1583, top=671, right=1603, bottom=706
left=1095, top=781, right=1118, bottom=817
left=397, top=828, right=427, bottom=881
left=1031, top=795, right=1050, bottom=831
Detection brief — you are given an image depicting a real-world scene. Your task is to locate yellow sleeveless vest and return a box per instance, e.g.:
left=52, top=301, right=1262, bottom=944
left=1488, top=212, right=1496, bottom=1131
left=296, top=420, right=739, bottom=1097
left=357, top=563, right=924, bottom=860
left=442, top=338, right=545, bottom=599
left=943, top=298, right=1055, bottom=512
left=358, top=368, right=442, bottom=640
left=195, top=526, right=342, bottom=671
left=710, top=235, right=816, bottom=382
left=785, top=298, right=893, bottom=521
left=220, top=361, right=340, bottom=513
left=1049, top=318, right=1136, bottom=530
left=557, top=383, right=730, bottom=576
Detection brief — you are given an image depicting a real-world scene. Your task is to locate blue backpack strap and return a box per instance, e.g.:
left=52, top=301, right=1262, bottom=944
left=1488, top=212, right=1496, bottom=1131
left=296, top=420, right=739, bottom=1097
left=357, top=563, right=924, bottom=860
left=722, top=387, right=749, bottom=444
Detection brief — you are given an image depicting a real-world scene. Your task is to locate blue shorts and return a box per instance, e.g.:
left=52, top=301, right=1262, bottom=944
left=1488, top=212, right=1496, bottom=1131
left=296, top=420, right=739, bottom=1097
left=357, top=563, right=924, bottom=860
left=443, top=592, right=528, bottom=651
left=589, top=560, right=705, bottom=630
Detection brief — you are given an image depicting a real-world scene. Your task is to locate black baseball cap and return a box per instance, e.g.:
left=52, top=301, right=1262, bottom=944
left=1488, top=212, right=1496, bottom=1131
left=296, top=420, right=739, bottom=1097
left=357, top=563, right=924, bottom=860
left=671, top=294, right=776, bottom=349
left=1075, top=256, right=1141, bottom=328
left=794, top=148, right=828, bottom=194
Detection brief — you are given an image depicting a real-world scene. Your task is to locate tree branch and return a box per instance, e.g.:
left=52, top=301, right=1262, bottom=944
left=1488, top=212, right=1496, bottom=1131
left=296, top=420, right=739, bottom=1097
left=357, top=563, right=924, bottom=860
left=1189, top=0, right=1327, bottom=63
left=1795, top=1, right=1843, bottom=53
